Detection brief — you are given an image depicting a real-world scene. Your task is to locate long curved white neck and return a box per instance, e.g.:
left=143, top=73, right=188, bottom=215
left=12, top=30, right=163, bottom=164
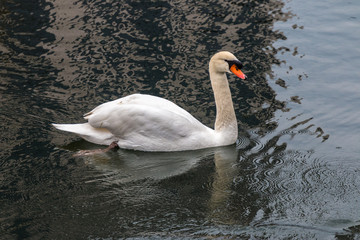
left=209, top=66, right=238, bottom=136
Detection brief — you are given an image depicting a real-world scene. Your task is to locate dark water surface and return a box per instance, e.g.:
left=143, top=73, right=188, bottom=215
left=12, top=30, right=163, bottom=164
left=1, top=0, right=360, bottom=239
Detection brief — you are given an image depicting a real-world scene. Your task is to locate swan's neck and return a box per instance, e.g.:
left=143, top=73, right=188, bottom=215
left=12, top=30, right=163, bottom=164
left=210, top=70, right=238, bottom=136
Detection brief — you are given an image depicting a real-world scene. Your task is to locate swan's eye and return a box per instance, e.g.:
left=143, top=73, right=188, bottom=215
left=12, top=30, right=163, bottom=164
left=225, top=60, right=243, bottom=70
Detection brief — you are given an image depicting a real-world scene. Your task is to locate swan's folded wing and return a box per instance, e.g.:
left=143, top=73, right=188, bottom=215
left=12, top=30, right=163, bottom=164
left=83, top=94, right=214, bottom=151
left=84, top=94, right=194, bottom=121
left=87, top=103, right=201, bottom=137
left=85, top=101, right=211, bottom=151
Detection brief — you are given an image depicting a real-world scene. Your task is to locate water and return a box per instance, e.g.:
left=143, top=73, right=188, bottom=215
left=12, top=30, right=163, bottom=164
left=1, top=0, right=360, bottom=238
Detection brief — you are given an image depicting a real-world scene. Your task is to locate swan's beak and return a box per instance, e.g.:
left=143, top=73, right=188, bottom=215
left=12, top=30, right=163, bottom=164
left=230, top=64, right=247, bottom=80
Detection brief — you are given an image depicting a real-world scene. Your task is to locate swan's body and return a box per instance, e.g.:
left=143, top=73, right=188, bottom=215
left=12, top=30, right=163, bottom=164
left=53, top=51, right=246, bottom=152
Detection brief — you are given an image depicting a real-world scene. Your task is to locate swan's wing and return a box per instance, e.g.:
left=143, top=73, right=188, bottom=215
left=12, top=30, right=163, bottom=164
left=85, top=94, right=212, bottom=151
left=84, top=94, right=195, bottom=121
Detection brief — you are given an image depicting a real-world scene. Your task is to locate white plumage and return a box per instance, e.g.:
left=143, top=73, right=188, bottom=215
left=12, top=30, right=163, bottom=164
left=52, top=51, right=246, bottom=152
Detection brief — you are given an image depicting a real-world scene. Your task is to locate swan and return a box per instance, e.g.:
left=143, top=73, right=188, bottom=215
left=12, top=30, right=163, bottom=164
left=52, top=51, right=246, bottom=152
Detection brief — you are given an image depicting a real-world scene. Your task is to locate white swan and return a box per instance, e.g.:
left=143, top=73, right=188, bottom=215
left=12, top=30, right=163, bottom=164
left=53, top=51, right=246, bottom=152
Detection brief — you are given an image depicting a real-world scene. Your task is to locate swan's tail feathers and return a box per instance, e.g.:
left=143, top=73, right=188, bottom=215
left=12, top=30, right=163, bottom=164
left=52, top=123, right=82, bottom=133
left=52, top=123, right=117, bottom=145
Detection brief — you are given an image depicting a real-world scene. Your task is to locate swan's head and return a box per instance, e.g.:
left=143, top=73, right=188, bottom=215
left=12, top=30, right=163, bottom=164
left=210, top=51, right=247, bottom=80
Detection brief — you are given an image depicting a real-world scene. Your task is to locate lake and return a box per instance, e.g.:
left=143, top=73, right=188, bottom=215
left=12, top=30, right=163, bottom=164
left=1, top=0, right=360, bottom=239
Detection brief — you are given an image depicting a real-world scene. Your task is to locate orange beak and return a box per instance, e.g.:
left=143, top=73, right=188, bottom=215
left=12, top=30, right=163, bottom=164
left=230, top=64, right=247, bottom=80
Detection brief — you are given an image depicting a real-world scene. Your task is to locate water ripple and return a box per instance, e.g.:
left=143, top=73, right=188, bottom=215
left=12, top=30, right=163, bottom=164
left=240, top=148, right=360, bottom=231
left=236, top=134, right=250, bottom=149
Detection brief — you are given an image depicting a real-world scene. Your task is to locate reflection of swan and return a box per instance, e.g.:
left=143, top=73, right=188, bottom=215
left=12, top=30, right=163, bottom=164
left=66, top=140, right=224, bottom=183
left=208, top=146, right=239, bottom=224
left=52, top=51, right=246, bottom=151
left=92, top=150, right=213, bottom=183
left=67, top=140, right=238, bottom=187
